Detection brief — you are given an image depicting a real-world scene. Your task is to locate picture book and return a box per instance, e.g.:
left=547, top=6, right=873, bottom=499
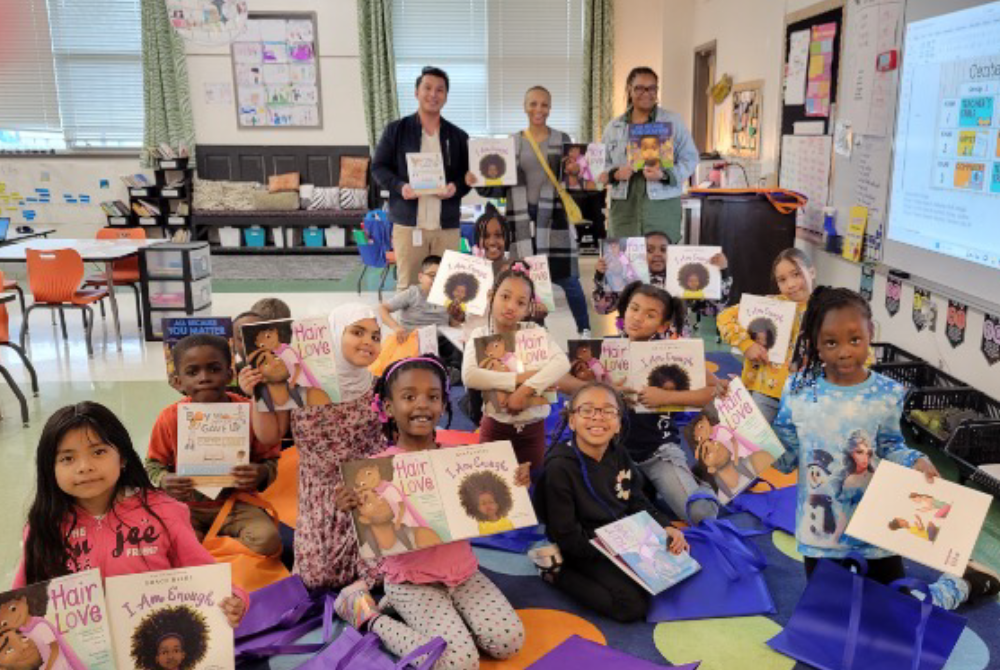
left=405, top=152, right=446, bottom=195
left=105, top=564, right=234, bottom=670
left=567, top=339, right=611, bottom=383
left=239, top=317, right=340, bottom=412
left=845, top=461, right=992, bottom=574
left=602, top=237, right=650, bottom=292
left=627, top=122, right=675, bottom=170
left=736, top=294, right=799, bottom=365
left=469, top=137, right=517, bottom=186
left=524, top=255, right=555, bottom=311
left=176, top=403, right=250, bottom=494
left=514, top=323, right=558, bottom=404
left=560, top=143, right=606, bottom=191
left=341, top=441, right=537, bottom=559
left=163, top=317, right=233, bottom=382
left=0, top=569, right=115, bottom=670
left=626, top=339, right=706, bottom=412
left=427, top=249, right=493, bottom=317
left=600, top=338, right=631, bottom=386
left=591, top=512, right=700, bottom=595
left=685, top=379, right=787, bottom=504
left=842, top=205, right=868, bottom=263
left=665, top=246, right=723, bottom=300
left=474, top=332, right=518, bottom=413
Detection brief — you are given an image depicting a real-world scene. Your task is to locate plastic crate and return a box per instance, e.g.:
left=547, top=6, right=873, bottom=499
left=244, top=227, right=266, bottom=248
left=903, top=387, right=1000, bottom=447
left=871, top=361, right=967, bottom=389
left=303, top=227, right=325, bottom=248
left=871, top=342, right=922, bottom=364
left=943, top=420, right=1000, bottom=497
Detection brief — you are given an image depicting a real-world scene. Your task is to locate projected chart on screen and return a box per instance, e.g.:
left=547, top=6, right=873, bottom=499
left=889, top=3, right=1000, bottom=275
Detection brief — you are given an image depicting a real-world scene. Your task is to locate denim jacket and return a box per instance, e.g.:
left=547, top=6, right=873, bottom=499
left=602, top=106, right=700, bottom=201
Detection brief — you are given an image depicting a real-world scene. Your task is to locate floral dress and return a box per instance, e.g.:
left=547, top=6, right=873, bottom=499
left=292, top=387, right=386, bottom=589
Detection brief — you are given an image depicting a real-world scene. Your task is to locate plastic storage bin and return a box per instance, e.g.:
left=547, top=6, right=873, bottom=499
left=285, top=228, right=299, bottom=248
left=871, top=342, right=922, bottom=364
left=943, top=420, right=1000, bottom=496
left=148, top=277, right=212, bottom=310
left=219, top=227, right=241, bottom=248
left=145, top=244, right=211, bottom=279
left=303, top=227, right=325, bottom=247
left=272, top=227, right=286, bottom=248
left=325, top=227, right=346, bottom=247
left=244, top=227, right=267, bottom=248
left=870, top=361, right=967, bottom=389
left=903, top=387, right=1000, bottom=447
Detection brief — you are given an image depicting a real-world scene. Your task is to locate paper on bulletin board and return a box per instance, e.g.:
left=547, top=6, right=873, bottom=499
left=793, top=121, right=825, bottom=136
left=805, top=22, right=838, bottom=117
left=851, top=134, right=892, bottom=260
left=784, top=29, right=810, bottom=105
left=779, top=134, right=832, bottom=232
left=834, top=120, right=853, bottom=157
left=203, top=82, right=233, bottom=105
left=841, top=0, right=903, bottom=136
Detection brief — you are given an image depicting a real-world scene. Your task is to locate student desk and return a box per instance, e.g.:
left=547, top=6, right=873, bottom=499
left=0, top=238, right=164, bottom=351
left=0, top=228, right=56, bottom=247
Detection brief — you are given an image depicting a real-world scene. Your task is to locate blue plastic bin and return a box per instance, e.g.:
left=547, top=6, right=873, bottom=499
left=303, top=227, right=325, bottom=247
left=244, top=227, right=266, bottom=247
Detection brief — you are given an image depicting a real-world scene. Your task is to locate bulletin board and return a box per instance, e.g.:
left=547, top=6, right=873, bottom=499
left=780, top=4, right=845, bottom=136
left=231, top=12, right=322, bottom=129
left=730, top=80, right=763, bottom=159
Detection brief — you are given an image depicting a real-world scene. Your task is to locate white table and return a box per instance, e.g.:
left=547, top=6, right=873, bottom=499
left=0, top=238, right=164, bottom=350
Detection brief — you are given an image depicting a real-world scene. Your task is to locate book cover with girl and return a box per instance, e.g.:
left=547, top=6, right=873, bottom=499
left=844, top=460, right=992, bottom=574
left=405, top=152, right=446, bottom=195
left=473, top=332, right=521, bottom=413
left=626, top=339, right=706, bottom=412
left=665, top=246, right=724, bottom=300
left=559, top=143, right=605, bottom=191
left=468, top=137, right=517, bottom=186
left=591, top=511, right=700, bottom=594
left=601, top=238, right=650, bottom=292
left=176, top=403, right=251, bottom=492
left=427, top=250, right=493, bottom=317
left=340, top=441, right=537, bottom=559
left=685, top=379, right=785, bottom=504
left=104, top=564, right=234, bottom=670
left=599, top=338, right=630, bottom=386
left=627, top=122, right=674, bottom=170
left=163, top=317, right=233, bottom=383
left=736, top=294, right=799, bottom=365
left=567, top=339, right=610, bottom=383
left=515, top=323, right=559, bottom=404
left=524, top=255, right=556, bottom=311
left=0, top=570, right=113, bottom=670
left=238, top=317, right=339, bottom=412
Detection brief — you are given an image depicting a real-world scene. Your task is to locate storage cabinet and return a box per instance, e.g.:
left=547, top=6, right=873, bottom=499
left=139, top=242, right=214, bottom=341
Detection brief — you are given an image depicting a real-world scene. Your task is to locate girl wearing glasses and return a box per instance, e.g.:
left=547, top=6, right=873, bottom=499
left=599, top=67, right=701, bottom=243
left=533, top=382, right=688, bottom=623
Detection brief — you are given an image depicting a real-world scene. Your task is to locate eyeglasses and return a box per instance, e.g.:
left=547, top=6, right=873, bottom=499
left=573, top=405, right=620, bottom=419
left=632, top=85, right=659, bottom=95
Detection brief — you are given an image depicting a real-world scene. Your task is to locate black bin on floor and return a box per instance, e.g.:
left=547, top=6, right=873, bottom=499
left=690, top=189, right=804, bottom=306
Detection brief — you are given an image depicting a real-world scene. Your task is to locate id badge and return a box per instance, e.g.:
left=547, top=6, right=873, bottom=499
left=412, top=228, right=423, bottom=246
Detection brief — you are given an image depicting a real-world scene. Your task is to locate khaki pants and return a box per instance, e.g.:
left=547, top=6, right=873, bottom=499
left=391, top=226, right=461, bottom=290
left=189, top=500, right=282, bottom=556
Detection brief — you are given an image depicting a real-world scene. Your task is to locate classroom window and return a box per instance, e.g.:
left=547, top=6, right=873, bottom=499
left=0, top=0, right=143, bottom=152
left=392, top=0, right=585, bottom=138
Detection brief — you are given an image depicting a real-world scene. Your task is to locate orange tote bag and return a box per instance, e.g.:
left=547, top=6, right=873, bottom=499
left=202, top=493, right=290, bottom=592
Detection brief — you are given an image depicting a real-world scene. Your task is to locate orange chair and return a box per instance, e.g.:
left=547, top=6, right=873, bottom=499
left=0, top=271, right=38, bottom=425
left=1, top=277, right=25, bottom=313
left=83, top=227, right=146, bottom=329
left=20, top=249, right=109, bottom=357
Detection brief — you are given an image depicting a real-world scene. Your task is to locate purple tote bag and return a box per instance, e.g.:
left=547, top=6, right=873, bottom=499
left=527, top=635, right=701, bottom=669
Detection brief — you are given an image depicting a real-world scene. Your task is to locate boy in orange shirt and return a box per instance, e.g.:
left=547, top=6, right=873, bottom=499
left=146, top=334, right=282, bottom=555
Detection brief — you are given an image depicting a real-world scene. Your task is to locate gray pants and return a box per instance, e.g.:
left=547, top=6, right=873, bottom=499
left=371, top=571, right=524, bottom=669
left=637, top=443, right=719, bottom=524
left=750, top=390, right=781, bottom=423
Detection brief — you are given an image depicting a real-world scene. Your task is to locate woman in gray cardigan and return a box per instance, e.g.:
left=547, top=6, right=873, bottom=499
left=600, top=66, right=700, bottom=243
left=465, top=86, right=591, bottom=335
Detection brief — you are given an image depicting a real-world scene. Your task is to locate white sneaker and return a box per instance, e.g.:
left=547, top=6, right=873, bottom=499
left=528, top=544, right=564, bottom=583
left=579, top=328, right=592, bottom=338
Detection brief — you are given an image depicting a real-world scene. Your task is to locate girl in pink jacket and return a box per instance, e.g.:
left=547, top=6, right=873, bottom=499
left=11, top=402, right=247, bottom=627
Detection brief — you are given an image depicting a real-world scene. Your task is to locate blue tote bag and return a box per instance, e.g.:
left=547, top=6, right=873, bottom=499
left=647, top=497, right=776, bottom=622
left=767, top=557, right=966, bottom=670
left=727, top=480, right=797, bottom=535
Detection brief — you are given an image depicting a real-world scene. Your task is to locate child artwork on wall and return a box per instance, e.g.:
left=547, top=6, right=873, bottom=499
left=730, top=81, right=762, bottom=159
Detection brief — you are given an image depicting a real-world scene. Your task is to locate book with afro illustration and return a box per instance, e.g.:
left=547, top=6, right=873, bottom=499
left=426, top=249, right=494, bottom=317
left=340, top=441, right=537, bottom=559
left=626, top=338, right=706, bottom=412
left=664, top=245, right=723, bottom=300
left=468, top=137, right=517, bottom=186
left=736, top=294, right=799, bottom=365
left=104, top=564, right=233, bottom=670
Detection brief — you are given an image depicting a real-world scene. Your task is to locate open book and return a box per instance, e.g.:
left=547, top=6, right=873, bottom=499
left=341, top=441, right=537, bottom=560
left=591, top=512, right=700, bottom=595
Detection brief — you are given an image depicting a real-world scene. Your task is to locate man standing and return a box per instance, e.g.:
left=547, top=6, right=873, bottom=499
left=372, top=66, right=471, bottom=289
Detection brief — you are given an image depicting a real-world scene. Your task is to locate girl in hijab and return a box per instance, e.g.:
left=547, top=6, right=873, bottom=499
left=247, top=303, right=386, bottom=590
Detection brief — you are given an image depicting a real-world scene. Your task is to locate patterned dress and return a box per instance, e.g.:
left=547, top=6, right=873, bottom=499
left=292, top=387, right=386, bottom=589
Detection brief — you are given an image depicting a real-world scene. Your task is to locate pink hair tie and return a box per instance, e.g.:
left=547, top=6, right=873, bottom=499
left=510, top=261, right=528, bottom=274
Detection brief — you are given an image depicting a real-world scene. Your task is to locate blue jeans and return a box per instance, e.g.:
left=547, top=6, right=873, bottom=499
left=553, top=275, right=591, bottom=333
left=750, top=391, right=781, bottom=423
left=637, top=443, right=719, bottom=524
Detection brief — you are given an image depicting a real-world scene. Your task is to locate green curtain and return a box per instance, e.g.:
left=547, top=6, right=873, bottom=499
left=141, top=0, right=196, bottom=167
left=581, top=0, right=614, bottom=142
left=357, top=0, right=400, bottom=150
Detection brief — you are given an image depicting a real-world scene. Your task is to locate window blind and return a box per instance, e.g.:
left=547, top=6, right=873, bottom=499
left=392, top=0, right=585, bottom=138
left=0, top=0, right=62, bottom=135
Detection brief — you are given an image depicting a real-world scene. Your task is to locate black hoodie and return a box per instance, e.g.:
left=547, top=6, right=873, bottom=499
left=535, top=440, right=672, bottom=563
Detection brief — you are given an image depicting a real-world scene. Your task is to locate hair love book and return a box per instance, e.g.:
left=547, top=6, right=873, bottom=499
left=105, top=564, right=234, bottom=670
left=845, top=460, right=991, bottom=574
left=0, top=569, right=114, bottom=669
left=736, top=295, right=798, bottom=364
left=341, top=441, right=537, bottom=560
left=427, top=250, right=494, bottom=317
left=238, top=317, right=340, bottom=412
left=627, top=339, right=706, bottom=412
left=591, top=511, right=700, bottom=595
left=601, top=237, right=650, bottom=292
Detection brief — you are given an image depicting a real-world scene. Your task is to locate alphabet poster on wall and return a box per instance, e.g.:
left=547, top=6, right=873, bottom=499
left=232, top=13, right=321, bottom=128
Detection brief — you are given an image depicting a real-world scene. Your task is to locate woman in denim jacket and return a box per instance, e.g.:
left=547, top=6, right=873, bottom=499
left=600, top=67, right=700, bottom=243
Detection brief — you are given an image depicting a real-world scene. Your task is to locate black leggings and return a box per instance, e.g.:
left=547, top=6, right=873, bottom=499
left=804, top=555, right=905, bottom=585
left=555, top=556, right=649, bottom=623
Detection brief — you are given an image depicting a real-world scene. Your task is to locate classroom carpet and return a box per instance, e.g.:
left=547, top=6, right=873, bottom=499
left=248, top=351, right=1000, bottom=669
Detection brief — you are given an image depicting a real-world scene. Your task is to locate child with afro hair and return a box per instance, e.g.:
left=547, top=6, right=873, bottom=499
left=130, top=605, right=208, bottom=670
left=458, top=470, right=515, bottom=535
